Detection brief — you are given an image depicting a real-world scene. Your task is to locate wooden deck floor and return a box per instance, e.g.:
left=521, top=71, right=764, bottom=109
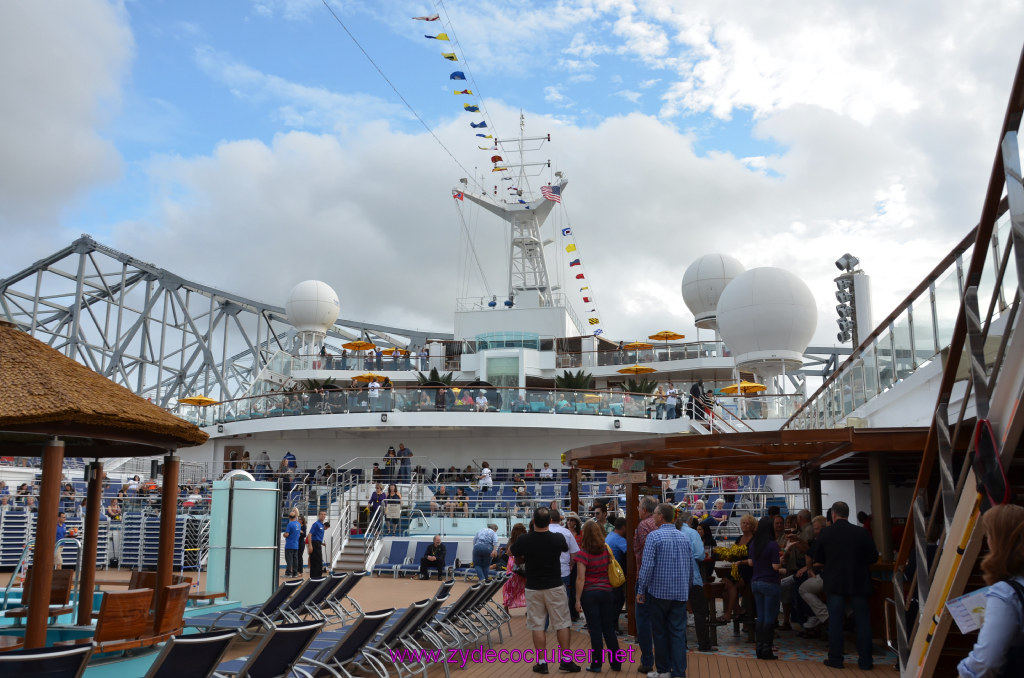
left=83, top=570, right=896, bottom=676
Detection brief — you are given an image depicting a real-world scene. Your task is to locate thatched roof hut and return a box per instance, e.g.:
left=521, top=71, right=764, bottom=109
left=0, top=320, right=207, bottom=452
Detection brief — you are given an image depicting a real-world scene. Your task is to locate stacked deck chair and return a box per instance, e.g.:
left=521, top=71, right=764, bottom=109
left=185, top=578, right=302, bottom=640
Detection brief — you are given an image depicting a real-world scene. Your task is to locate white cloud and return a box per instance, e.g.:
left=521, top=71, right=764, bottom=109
left=563, top=32, right=611, bottom=59
left=0, top=0, right=131, bottom=231
left=615, top=90, right=642, bottom=103
left=639, top=78, right=660, bottom=89
left=544, top=86, right=571, bottom=106
left=193, top=46, right=405, bottom=132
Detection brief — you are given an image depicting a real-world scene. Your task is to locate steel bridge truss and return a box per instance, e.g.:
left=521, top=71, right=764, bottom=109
left=0, top=236, right=449, bottom=407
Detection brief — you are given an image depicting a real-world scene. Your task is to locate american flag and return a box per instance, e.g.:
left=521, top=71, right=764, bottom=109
left=540, top=185, right=561, bottom=203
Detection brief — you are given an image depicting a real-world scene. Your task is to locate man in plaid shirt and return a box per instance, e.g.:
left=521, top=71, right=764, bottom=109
left=636, top=503, right=691, bottom=678
left=633, top=496, right=659, bottom=672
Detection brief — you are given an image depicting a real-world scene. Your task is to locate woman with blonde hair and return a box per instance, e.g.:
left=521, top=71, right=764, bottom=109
left=503, top=523, right=527, bottom=612
left=958, top=503, right=1024, bottom=677
left=574, top=520, right=621, bottom=672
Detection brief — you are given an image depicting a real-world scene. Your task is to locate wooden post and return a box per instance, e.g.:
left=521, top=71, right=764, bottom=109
left=868, top=452, right=893, bottom=560
left=569, top=466, right=580, bottom=514
left=624, top=480, right=639, bottom=637
left=25, top=438, right=64, bottom=649
left=808, top=470, right=823, bottom=518
left=76, top=461, right=103, bottom=626
left=155, top=454, right=179, bottom=612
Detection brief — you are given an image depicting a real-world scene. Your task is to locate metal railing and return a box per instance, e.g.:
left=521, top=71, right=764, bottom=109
left=784, top=201, right=1012, bottom=431
left=176, top=386, right=804, bottom=428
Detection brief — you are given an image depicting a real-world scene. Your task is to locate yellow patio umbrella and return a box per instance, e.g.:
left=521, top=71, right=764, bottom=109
left=178, top=395, right=218, bottom=407
left=719, top=380, right=767, bottom=395
left=381, top=348, right=407, bottom=355
left=617, top=365, right=657, bottom=375
left=351, top=372, right=386, bottom=382
left=647, top=330, right=685, bottom=342
left=622, top=341, right=653, bottom=351
left=648, top=330, right=685, bottom=360
left=342, top=340, right=376, bottom=351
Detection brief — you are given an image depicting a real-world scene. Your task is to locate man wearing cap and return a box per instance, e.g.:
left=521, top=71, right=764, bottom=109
left=472, top=522, right=499, bottom=582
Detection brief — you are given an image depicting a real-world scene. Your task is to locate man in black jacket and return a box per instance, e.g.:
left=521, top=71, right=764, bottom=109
left=419, top=535, right=447, bottom=580
left=813, top=501, right=879, bottom=670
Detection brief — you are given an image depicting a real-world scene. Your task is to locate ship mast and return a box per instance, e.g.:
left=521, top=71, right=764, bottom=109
left=459, top=114, right=565, bottom=308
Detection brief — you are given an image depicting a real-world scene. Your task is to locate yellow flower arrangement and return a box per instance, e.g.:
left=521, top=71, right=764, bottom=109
left=711, top=543, right=748, bottom=579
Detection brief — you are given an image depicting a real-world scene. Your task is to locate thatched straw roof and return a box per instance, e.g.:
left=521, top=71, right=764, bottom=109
left=0, top=321, right=208, bottom=451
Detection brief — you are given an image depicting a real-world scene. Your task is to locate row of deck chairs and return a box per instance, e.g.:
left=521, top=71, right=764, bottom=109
left=0, top=570, right=513, bottom=678
left=372, top=541, right=503, bottom=581
left=372, top=541, right=459, bottom=579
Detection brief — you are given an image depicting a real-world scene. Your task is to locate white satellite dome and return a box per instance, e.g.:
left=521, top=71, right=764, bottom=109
left=285, top=280, right=340, bottom=333
left=681, top=254, right=746, bottom=329
left=717, top=267, right=817, bottom=375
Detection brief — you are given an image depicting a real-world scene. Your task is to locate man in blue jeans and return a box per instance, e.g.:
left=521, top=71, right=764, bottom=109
left=472, top=523, right=498, bottom=582
left=813, top=501, right=879, bottom=670
left=633, top=497, right=659, bottom=673
left=636, top=503, right=691, bottom=678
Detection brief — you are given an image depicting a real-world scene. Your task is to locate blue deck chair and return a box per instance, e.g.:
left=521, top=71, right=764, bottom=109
left=322, top=571, right=367, bottom=622
left=0, top=643, right=93, bottom=678
left=143, top=629, right=237, bottom=678
left=397, top=542, right=431, bottom=578
left=293, top=608, right=396, bottom=678
left=362, top=597, right=447, bottom=678
left=372, top=541, right=409, bottom=578
left=185, top=578, right=301, bottom=640
left=277, top=577, right=327, bottom=623
left=214, top=620, right=324, bottom=677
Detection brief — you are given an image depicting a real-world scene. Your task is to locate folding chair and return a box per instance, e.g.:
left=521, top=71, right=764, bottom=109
left=213, top=620, right=324, bottom=677
left=0, top=643, right=93, bottom=678
left=143, top=629, right=237, bottom=678
left=185, top=578, right=301, bottom=640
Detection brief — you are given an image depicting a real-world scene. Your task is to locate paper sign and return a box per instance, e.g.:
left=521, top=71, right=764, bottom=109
left=945, top=586, right=991, bottom=634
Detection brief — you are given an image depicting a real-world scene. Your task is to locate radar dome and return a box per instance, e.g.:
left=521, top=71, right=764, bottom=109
left=682, top=254, right=745, bottom=329
left=717, top=267, right=817, bottom=375
left=285, top=280, right=340, bottom=333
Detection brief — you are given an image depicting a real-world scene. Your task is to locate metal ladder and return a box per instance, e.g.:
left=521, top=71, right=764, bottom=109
left=889, top=51, right=1024, bottom=677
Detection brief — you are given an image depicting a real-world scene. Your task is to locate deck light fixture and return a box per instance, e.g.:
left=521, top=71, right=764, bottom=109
left=380, top=413, right=388, bottom=423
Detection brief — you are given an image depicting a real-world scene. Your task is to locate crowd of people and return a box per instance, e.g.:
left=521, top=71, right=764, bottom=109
left=395, top=494, right=901, bottom=674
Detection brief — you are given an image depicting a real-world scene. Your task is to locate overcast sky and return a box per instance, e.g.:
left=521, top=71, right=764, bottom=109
left=1, top=0, right=1022, bottom=348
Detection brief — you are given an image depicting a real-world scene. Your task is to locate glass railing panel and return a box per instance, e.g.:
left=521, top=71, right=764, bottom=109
left=892, top=313, right=914, bottom=381
left=860, top=342, right=879, bottom=402
left=876, top=328, right=895, bottom=392
left=911, top=300, right=937, bottom=366
left=933, top=266, right=961, bottom=349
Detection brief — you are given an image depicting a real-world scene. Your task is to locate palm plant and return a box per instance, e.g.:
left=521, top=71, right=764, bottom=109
left=299, top=377, right=336, bottom=391
left=554, top=369, right=594, bottom=390
left=415, top=367, right=454, bottom=385
left=620, top=377, right=658, bottom=394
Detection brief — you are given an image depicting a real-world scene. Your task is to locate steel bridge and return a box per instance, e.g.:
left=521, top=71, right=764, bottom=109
left=0, top=236, right=452, bottom=407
